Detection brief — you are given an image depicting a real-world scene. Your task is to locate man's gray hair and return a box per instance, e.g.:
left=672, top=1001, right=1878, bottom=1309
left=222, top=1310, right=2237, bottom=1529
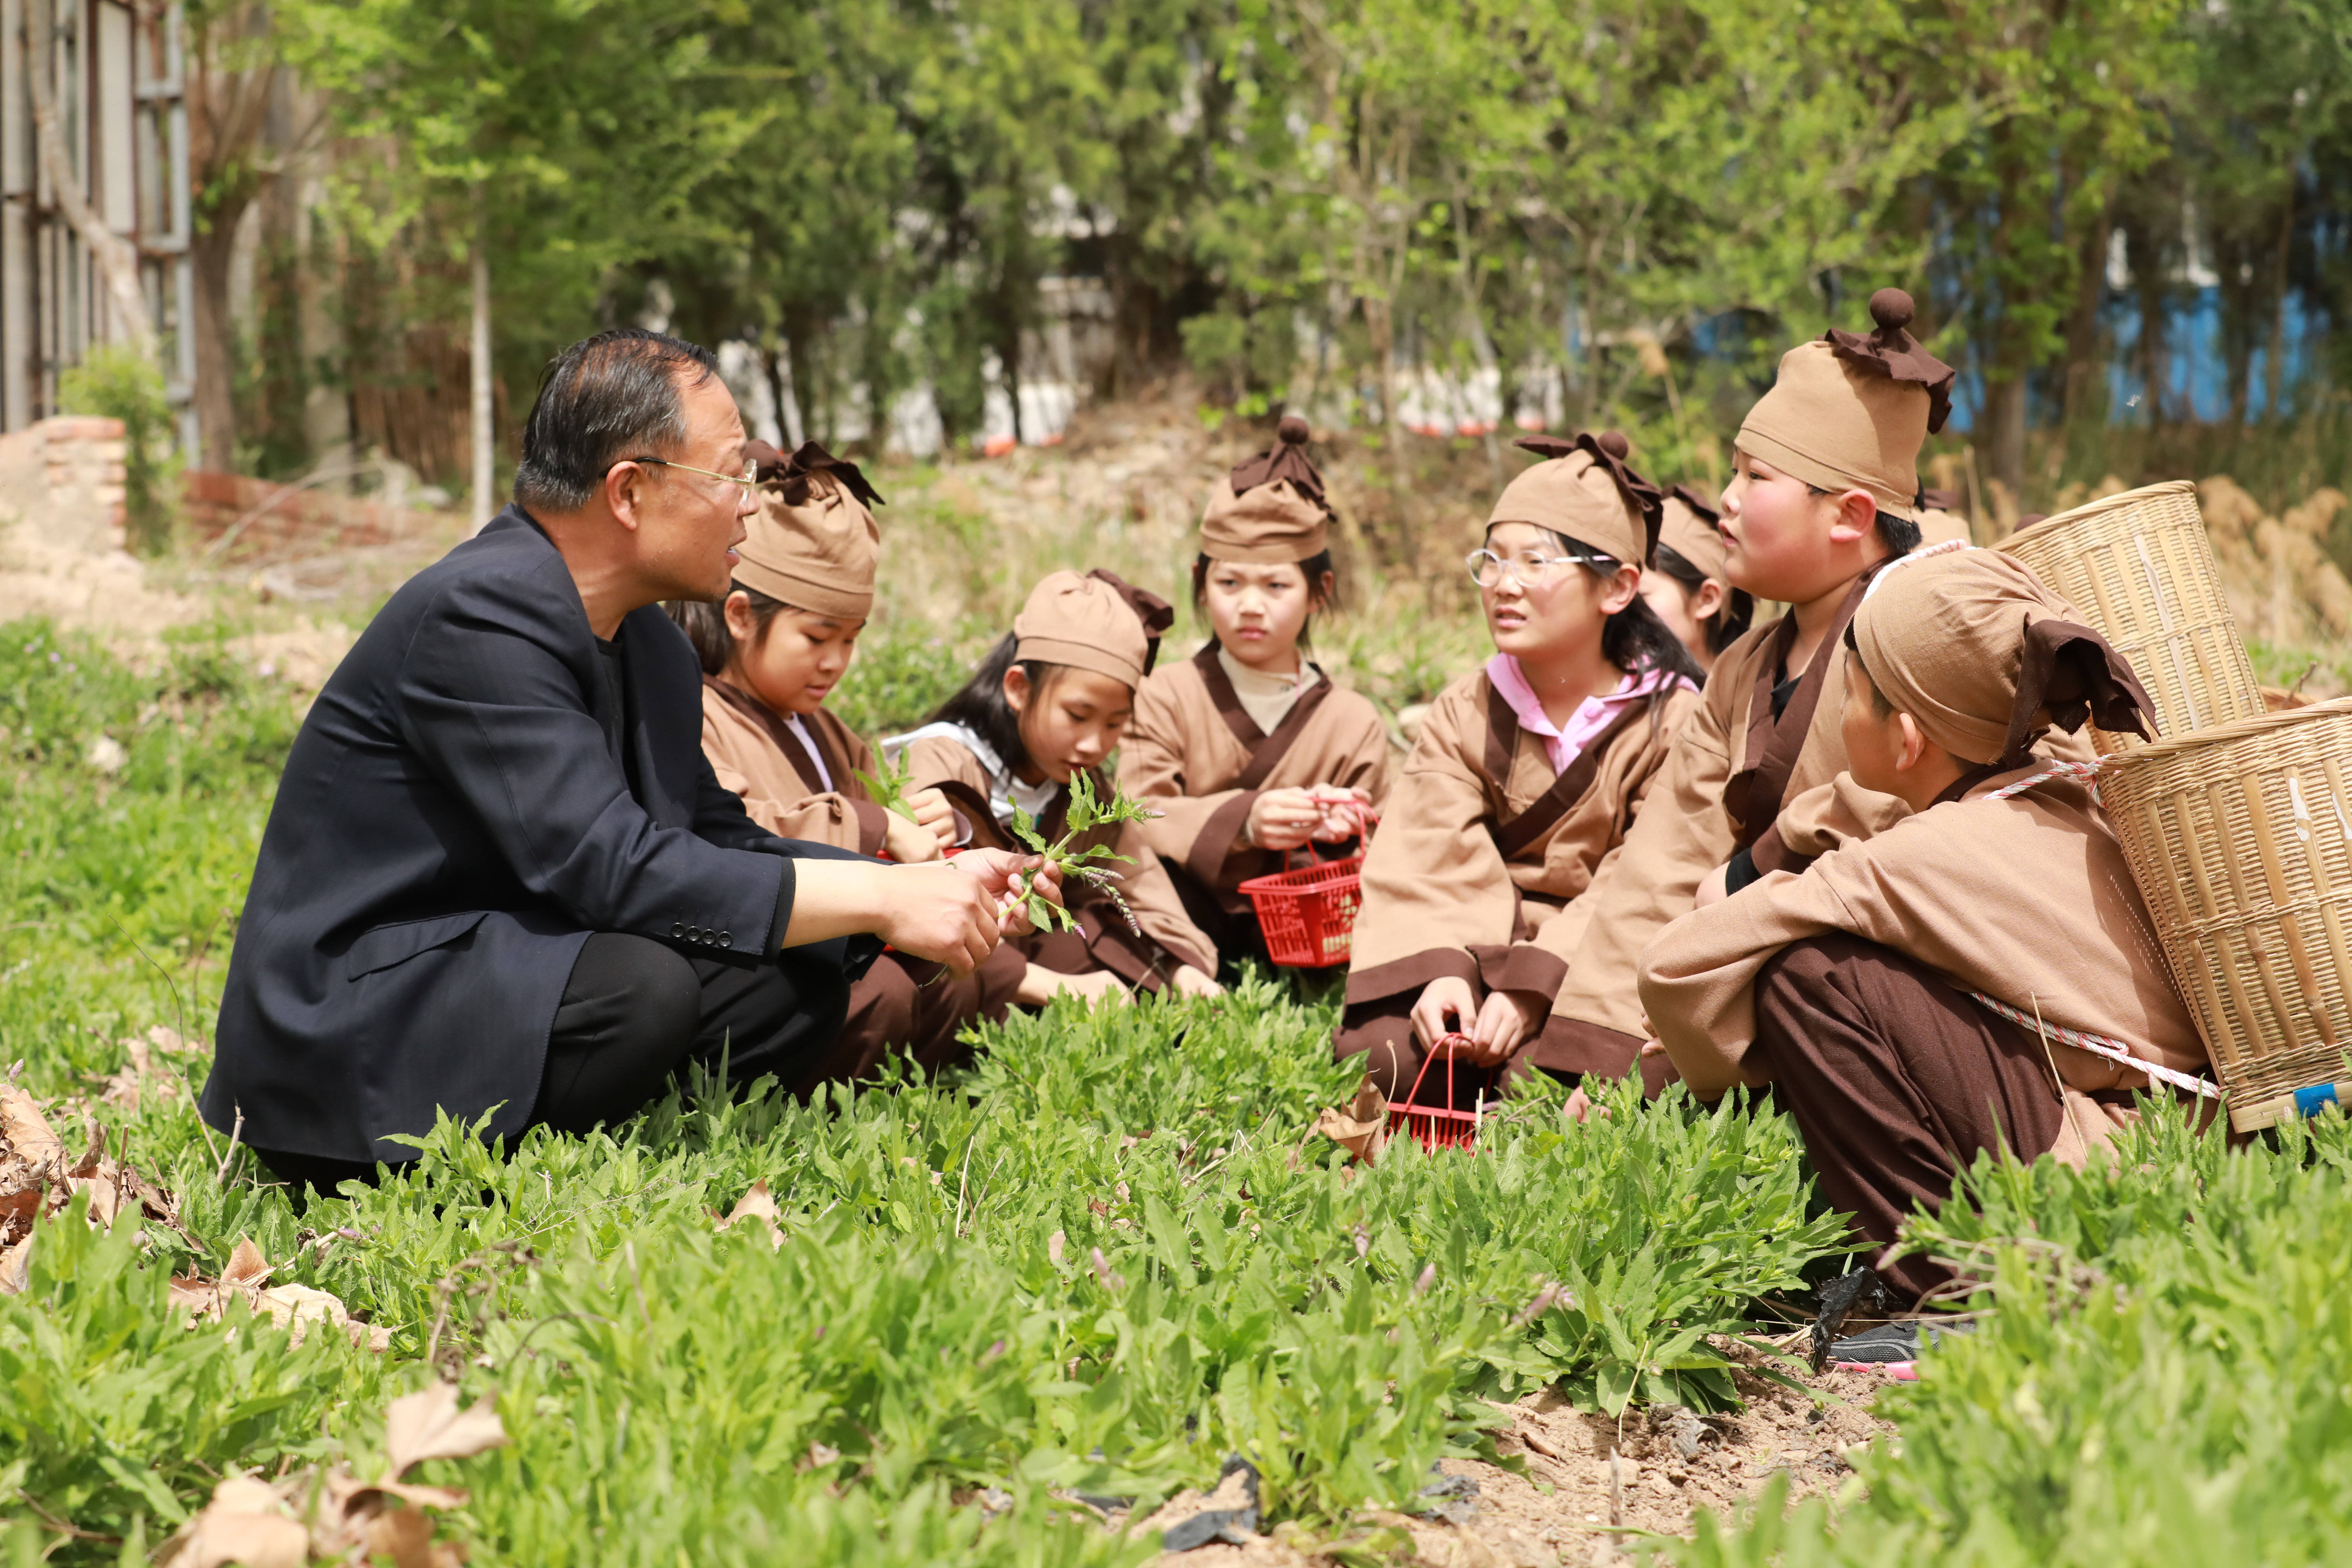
left=512, top=328, right=721, bottom=515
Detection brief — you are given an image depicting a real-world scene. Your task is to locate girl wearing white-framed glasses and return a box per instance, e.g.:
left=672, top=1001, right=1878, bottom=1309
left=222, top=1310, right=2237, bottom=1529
left=1336, top=432, right=1704, bottom=1111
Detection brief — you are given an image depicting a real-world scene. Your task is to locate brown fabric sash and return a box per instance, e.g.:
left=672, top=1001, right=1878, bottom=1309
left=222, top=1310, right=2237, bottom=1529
left=1725, top=559, right=1889, bottom=849
left=704, top=676, right=849, bottom=798
left=1192, top=642, right=1339, bottom=791
left=1481, top=678, right=1653, bottom=862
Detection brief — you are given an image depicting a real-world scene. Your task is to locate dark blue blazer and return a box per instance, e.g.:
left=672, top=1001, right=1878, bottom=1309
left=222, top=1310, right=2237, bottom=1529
left=203, top=505, right=864, bottom=1163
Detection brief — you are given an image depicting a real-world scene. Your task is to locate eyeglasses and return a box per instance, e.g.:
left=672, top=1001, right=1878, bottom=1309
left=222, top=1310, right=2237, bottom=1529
left=1464, top=547, right=1616, bottom=589
left=611, top=455, right=760, bottom=492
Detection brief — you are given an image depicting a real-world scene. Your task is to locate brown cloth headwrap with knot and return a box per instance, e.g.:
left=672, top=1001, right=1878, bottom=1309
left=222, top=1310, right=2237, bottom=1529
left=733, top=439, right=885, bottom=620
left=1657, top=483, right=1728, bottom=584
left=1200, top=414, right=1331, bottom=564
left=1849, top=547, right=2156, bottom=767
left=1737, top=289, right=1957, bottom=524
left=1490, top=430, right=1664, bottom=565
left=1012, top=568, right=1175, bottom=689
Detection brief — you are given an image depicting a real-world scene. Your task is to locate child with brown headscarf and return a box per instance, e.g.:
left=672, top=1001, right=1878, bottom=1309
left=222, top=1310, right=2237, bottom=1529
left=1333, top=432, right=1703, bottom=1102
left=1541, top=290, right=2094, bottom=1074
left=1639, top=483, right=1754, bottom=676
left=667, top=440, right=1018, bottom=1088
left=1117, top=417, right=1391, bottom=971
left=1638, top=547, right=2213, bottom=1304
left=889, top=570, right=1223, bottom=1004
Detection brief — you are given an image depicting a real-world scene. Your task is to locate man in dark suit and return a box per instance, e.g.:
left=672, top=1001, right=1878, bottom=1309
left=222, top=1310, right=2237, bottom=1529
left=203, top=328, right=1046, bottom=1192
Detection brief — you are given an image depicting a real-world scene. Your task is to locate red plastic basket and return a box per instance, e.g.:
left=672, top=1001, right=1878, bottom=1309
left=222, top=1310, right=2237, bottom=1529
left=1387, top=1035, right=1493, bottom=1154
left=1237, top=853, right=1365, bottom=968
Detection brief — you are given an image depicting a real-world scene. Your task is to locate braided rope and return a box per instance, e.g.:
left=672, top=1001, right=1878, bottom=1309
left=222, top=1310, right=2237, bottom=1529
left=1963, top=990, right=2220, bottom=1100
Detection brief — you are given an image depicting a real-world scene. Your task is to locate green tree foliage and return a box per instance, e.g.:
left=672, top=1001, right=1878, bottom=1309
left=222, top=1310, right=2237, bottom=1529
left=224, top=0, right=2352, bottom=510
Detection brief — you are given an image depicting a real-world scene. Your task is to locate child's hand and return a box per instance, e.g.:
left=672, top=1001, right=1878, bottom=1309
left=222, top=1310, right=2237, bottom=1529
left=1247, top=787, right=1325, bottom=851
left=1170, top=964, right=1223, bottom=999
left=908, top=787, right=960, bottom=851
left=1304, top=784, right=1374, bottom=842
left=1410, top=976, right=1480, bottom=1050
left=1017, top=964, right=1130, bottom=1007
left=882, top=809, right=943, bottom=863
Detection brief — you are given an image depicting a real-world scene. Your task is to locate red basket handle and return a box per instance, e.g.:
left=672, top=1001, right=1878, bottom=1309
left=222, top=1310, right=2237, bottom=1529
left=1402, top=1032, right=1473, bottom=1108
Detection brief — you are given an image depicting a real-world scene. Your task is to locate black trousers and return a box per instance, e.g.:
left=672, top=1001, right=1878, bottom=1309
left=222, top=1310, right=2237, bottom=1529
left=255, top=932, right=849, bottom=1196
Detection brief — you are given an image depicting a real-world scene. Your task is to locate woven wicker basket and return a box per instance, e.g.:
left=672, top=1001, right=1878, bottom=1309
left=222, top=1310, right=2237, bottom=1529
left=2000, top=481, right=2264, bottom=753
left=2102, top=696, right=2352, bottom=1130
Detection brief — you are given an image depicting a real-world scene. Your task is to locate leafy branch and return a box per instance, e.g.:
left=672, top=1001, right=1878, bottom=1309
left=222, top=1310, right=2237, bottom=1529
left=1010, top=772, right=1156, bottom=937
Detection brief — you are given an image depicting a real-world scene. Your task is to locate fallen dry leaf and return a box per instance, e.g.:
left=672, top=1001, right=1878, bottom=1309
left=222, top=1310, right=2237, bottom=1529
left=169, top=1236, right=391, bottom=1352
left=161, top=1383, right=499, bottom=1568
left=0, top=1083, right=64, bottom=1167
left=716, top=1178, right=785, bottom=1249
left=384, top=1381, right=509, bottom=1476
left=166, top=1475, right=313, bottom=1568
left=0, top=1232, right=31, bottom=1295
left=1314, top=1079, right=1390, bottom=1163
left=224, top=1236, right=272, bottom=1288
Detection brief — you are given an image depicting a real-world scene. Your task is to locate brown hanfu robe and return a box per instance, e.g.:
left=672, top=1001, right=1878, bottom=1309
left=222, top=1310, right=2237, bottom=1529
left=695, top=681, right=1021, bottom=1086
left=700, top=678, right=892, bottom=854
left=1638, top=766, right=2211, bottom=1298
left=1335, top=665, right=1699, bottom=1099
left=1545, top=569, right=2099, bottom=1063
left=900, top=733, right=1218, bottom=989
left=1118, top=643, right=1391, bottom=962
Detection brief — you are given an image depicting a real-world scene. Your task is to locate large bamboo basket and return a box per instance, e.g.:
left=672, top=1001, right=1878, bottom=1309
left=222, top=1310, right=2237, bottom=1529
left=2000, top=481, right=2264, bottom=753
left=2101, top=696, right=2352, bottom=1131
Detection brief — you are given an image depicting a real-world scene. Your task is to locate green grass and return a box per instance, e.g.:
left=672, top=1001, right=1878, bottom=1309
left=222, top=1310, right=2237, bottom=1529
left=0, top=619, right=1841, bottom=1563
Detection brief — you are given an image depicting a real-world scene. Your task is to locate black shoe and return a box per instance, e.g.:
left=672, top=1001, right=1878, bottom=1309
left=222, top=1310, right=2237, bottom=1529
left=1828, top=1318, right=1972, bottom=1366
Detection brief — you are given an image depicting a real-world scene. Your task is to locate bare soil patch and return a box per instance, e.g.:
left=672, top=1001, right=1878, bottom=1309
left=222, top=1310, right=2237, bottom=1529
left=1144, top=1350, right=1897, bottom=1567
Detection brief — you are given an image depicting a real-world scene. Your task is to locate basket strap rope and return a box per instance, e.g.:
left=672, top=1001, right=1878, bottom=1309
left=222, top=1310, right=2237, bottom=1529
left=1978, top=755, right=2112, bottom=806
left=1963, top=990, right=2221, bottom=1100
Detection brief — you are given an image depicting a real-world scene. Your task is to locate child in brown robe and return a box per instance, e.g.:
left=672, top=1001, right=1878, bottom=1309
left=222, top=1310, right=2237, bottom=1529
left=890, top=570, right=1223, bottom=1004
left=1639, top=484, right=1754, bottom=677
left=1334, top=432, right=1704, bottom=1101
left=1638, top=547, right=2213, bottom=1303
left=1544, top=289, right=2099, bottom=1072
left=666, top=441, right=1022, bottom=1088
left=1118, top=416, right=1391, bottom=971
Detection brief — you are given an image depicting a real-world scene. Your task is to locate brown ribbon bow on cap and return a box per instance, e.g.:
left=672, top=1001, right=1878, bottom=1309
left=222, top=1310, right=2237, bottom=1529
left=1227, top=413, right=1329, bottom=509
left=747, top=439, right=887, bottom=511
left=1512, top=429, right=1666, bottom=560
left=1822, top=289, right=1958, bottom=437
left=2000, top=618, right=2157, bottom=767
left=1084, top=567, right=1175, bottom=677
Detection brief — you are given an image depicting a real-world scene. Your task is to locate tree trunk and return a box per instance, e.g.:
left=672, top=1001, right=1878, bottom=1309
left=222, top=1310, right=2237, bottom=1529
left=1983, top=374, right=2028, bottom=503
left=471, top=186, right=494, bottom=533
left=2137, top=271, right=2168, bottom=433
left=26, top=0, right=155, bottom=359
left=2266, top=171, right=2295, bottom=422
left=2058, top=204, right=2113, bottom=432
left=189, top=201, right=250, bottom=471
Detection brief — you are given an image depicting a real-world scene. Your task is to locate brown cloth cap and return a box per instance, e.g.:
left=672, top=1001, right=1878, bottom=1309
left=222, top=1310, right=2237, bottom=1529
left=732, top=439, right=884, bottom=620
left=1201, top=414, right=1331, bottom=564
left=1851, top=546, right=2156, bottom=766
left=1657, top=483, right=1728, bottom=583
left=1489, top=430, right=1663, bottom=565
left=1736, top=290, right=1957, bottom=524
left=1013, top=567, right=1175, bottom=689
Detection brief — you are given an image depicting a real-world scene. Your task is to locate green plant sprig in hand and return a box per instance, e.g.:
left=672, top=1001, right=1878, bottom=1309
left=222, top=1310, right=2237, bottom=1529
left=852, top=748, right=917, bottom=819
left=1010, top=771, right=1157, bottom=937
